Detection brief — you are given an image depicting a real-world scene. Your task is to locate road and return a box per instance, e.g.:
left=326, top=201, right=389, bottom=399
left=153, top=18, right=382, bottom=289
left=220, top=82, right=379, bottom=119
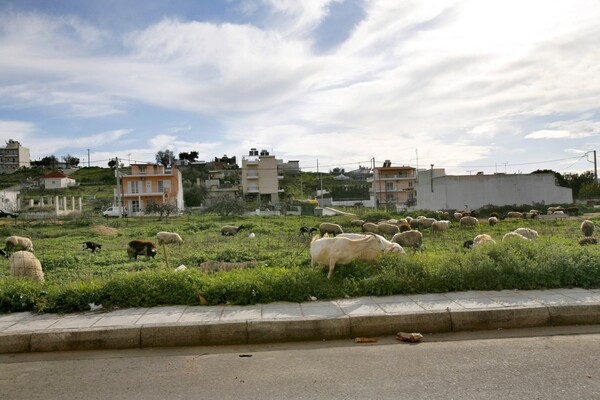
left=1, top=326, right=600, bottom=400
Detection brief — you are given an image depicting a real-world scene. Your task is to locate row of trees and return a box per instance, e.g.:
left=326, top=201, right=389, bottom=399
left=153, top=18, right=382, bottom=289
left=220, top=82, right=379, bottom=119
left=31, top=154, right=80, bottom=168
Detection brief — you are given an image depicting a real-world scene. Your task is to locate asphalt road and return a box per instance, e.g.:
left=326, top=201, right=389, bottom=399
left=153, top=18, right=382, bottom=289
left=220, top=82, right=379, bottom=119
left=1, top=326, right=600, bottom=400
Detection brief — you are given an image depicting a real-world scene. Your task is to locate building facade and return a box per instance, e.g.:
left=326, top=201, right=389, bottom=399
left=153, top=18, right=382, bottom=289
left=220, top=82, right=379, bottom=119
left=241, top=148, right=284, bottom=206
left=42, top=171, right=77, bottom=189
left=415, top=169, right=573, bottom=210
left=368, top=160, right=416, bottom=209
left=119, top=163, right=184, bottom=216
left=0, top=140, right=30, bottom=173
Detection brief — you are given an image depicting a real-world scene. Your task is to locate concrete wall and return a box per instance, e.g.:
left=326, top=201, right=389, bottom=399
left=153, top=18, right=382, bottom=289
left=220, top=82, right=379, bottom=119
left=415, top=170, right=573, bottom=210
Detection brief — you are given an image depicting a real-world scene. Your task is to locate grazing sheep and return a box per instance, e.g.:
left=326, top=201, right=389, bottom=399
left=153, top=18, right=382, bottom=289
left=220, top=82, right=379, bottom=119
left=10, top=251, right=44, bottom=282
left=431, top=220, right=450, bottom=233
left=399, top=221, right=411, bottom=232
left=503, top=232, right=529, bottom=241
left=579, top=237, right=598, bottom=246
left=351, top=219, right=365, bottom=227
left=488, top=217, right=498, bottom=226
left=418, top=217, right=437, bottom=229
left=377, top=222, right=400, bottom=236
left=220, top=225, right=246, bottom=236
left=565, top=207, right=579, bottom=216
left=473, top=234, right=496, bottom=246
left=319, top=222, right=344, bottom=236
left=4, top=235, right=34, bottom=257
left=298, top=226, right=318, bottom=236
left=553, top=210, right=565, bottom=215
left=157, top=231, right=183, bottom=245
left=581, top=220, right=595, bottom=237
left=391, top=230, right=423, bottom=251
left=453, top=212, right=463, bottom=221
left=459, top=216, right=479, bottom=228
left=81, top=241, right=102, bottom=253
left=248, top=232, right=256, bottom=238
left=174, top=265, right=188, bottom=272
left=361, top=222, right=380, bottom=234
left=310, top=235, right=403, bottom=279
left=490, top=212, right=500, bottom=219
left=127, top=240, right=157, bottom=260
left=513, top=228, right=538, bottom=239
left=506, top=212, right=523, bottom=219
left=338, top=233, right=405, bottom=254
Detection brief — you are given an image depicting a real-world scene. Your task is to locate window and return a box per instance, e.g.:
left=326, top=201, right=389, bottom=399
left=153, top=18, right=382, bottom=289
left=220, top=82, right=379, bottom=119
left=386, top=193, right=396, bottom=202
left=131, top=200, right=140, bottom=213
left=130, top=181, right=139, bottom=193
left=139, top=166, right=146, bottom=174
left=385, top=182, right=394, bottom=191
left=408, top=181, right=413, bottom=187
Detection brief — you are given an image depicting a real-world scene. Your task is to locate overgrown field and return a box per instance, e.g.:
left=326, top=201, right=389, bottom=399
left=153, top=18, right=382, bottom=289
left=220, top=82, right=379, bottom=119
left=0, top=213, right=599, bottom=313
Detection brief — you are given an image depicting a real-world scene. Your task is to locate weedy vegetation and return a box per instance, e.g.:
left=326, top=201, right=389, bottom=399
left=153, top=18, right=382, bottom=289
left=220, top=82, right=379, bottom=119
left=0, top=213, right=599, bottom=313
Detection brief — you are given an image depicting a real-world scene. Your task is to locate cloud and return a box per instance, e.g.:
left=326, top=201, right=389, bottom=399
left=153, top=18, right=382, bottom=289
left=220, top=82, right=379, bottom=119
left=525, top=130, right=573, bottom=139
left=0, top=120, right=36, bottom=142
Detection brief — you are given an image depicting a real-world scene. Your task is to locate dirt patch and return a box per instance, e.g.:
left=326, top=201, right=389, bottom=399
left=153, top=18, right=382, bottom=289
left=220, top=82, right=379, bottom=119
left=90, top=225, right=119, bottom=236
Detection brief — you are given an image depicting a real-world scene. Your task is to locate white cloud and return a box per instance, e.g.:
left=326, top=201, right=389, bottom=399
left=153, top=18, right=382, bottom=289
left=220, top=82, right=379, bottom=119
left=0, top=120, right=36, bottom=142
left=0, top=2, right=600, bottom=173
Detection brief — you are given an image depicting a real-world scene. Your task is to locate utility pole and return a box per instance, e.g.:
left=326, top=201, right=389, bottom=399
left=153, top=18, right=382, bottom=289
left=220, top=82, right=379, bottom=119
left=594, top=150, right=597, bottom=181
left=115, top=157, right=122, bottom=218
left=87, top=149, right=90, bottom=167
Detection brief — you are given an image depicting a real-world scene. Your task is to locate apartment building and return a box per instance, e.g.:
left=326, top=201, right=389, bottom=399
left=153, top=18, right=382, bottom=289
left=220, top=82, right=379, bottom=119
left=0, top=140, right=30, bottom=173
left=241, top=148, right=284, bottom=206
left=369, top=160, right=416, bottom=209
left=119, top=163, right=184, bottom=216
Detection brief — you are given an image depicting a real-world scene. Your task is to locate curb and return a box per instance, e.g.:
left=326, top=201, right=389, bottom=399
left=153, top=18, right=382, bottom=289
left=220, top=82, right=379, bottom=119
left=2, top=303, right=600, bottom=353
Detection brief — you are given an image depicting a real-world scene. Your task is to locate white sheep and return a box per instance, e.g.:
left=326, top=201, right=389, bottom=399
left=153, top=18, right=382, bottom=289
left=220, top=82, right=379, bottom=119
left=4, top=235, right=34, bottom=257
left=337, top=233, right=406, bottom=254
left=10, top=251, right=44, bottom=282
left=473, top=234, right=496, bottom=246
left=581, top=220, right=595, bottom=237
left=488, top=216, right=498, bottom=226
left=503, top=232, right=529, bottom=241
left=459, top=216, right=479, bottom=228
left=391, top=230, right=423, bottom=251
left=310, top=234, right=403, bottom=279
left=319, top=222, right=344, bottom=236
left=157, top=231, right=183, bottom=245
left=220, top=225, right=246, bottom=236
left=350, top=219, right=365, bottom=227
left=174, top=265, right=188, bottom=272
left=453, top=212, right=463, bottom=221
left=513, top=228, right=538, bottom=239
left=431, top=220, right=450, bottom=233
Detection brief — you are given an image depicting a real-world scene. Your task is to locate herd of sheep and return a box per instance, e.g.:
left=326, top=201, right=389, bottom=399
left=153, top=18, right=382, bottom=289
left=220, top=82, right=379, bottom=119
left=0, top=211, right=597, bottom=282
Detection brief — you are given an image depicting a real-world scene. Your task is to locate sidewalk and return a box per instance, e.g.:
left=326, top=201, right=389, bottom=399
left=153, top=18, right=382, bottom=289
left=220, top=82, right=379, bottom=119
left=2, top=288, right=600, bottom=353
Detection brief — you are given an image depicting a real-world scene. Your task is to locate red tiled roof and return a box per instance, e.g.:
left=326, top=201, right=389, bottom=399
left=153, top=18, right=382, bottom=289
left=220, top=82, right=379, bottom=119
left=43, top=171, right=71, bottom=179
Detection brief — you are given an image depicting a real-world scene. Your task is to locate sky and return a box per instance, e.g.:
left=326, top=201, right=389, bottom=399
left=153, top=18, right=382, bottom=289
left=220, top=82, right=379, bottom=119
left=0, top=0, right=599, bottom=175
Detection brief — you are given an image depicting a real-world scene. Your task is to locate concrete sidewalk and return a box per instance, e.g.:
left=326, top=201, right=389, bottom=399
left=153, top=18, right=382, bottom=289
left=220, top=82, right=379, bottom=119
left=2, top=288, right=600, bottom=353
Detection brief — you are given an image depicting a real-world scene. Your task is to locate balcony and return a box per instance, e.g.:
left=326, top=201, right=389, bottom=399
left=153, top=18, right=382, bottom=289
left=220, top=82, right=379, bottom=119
left=247, top=187, right=259, bottom=193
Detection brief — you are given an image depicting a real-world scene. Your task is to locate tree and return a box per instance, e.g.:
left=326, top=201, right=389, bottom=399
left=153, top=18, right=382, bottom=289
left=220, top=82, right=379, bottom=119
left=62, top=154, right=80, bottom=168
left=183, top=184, right=208, bottom=207
left=156, top=150, right=175, bottom=167
left=203, top=195, right=246, bottom=216
left=579, top=182, right=600, bottom=199
left=179, top=151, right=199, bottom=163
left=38, top=155, right=59, bottom=168
left=144, top=201, right=178, bottom=220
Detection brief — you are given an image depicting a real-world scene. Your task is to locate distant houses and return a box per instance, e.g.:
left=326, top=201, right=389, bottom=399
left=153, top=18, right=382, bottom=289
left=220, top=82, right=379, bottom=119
left=42, top=170, right=77, bottom=189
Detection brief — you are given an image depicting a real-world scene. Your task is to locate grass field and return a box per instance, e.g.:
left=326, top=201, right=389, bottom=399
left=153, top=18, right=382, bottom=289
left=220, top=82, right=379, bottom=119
left=0, top=213, right=599, bottom=313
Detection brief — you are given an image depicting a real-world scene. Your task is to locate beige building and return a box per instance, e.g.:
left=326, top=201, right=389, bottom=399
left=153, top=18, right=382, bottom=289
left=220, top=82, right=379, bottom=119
left=0, top=140, right=30, bottom=173
left=369, top=160, right=416, bottom=209
left=241, top=148, right=284, bottom=206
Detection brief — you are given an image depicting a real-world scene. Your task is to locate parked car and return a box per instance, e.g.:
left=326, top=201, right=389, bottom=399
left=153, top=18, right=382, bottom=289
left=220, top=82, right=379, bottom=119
left=0, top=210, right=18, bottom=218
left=102, top=206, right=128, bottom=218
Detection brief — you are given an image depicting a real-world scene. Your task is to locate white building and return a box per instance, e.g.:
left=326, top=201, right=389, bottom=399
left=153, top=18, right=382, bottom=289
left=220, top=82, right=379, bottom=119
left=42, top=171, right=77, bottom=189
left=415, top=169, right=573, bottom=210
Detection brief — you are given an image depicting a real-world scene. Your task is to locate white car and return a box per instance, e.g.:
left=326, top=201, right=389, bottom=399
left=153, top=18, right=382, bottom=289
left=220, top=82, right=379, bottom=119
left=102, top=206, right=128, bottom=218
